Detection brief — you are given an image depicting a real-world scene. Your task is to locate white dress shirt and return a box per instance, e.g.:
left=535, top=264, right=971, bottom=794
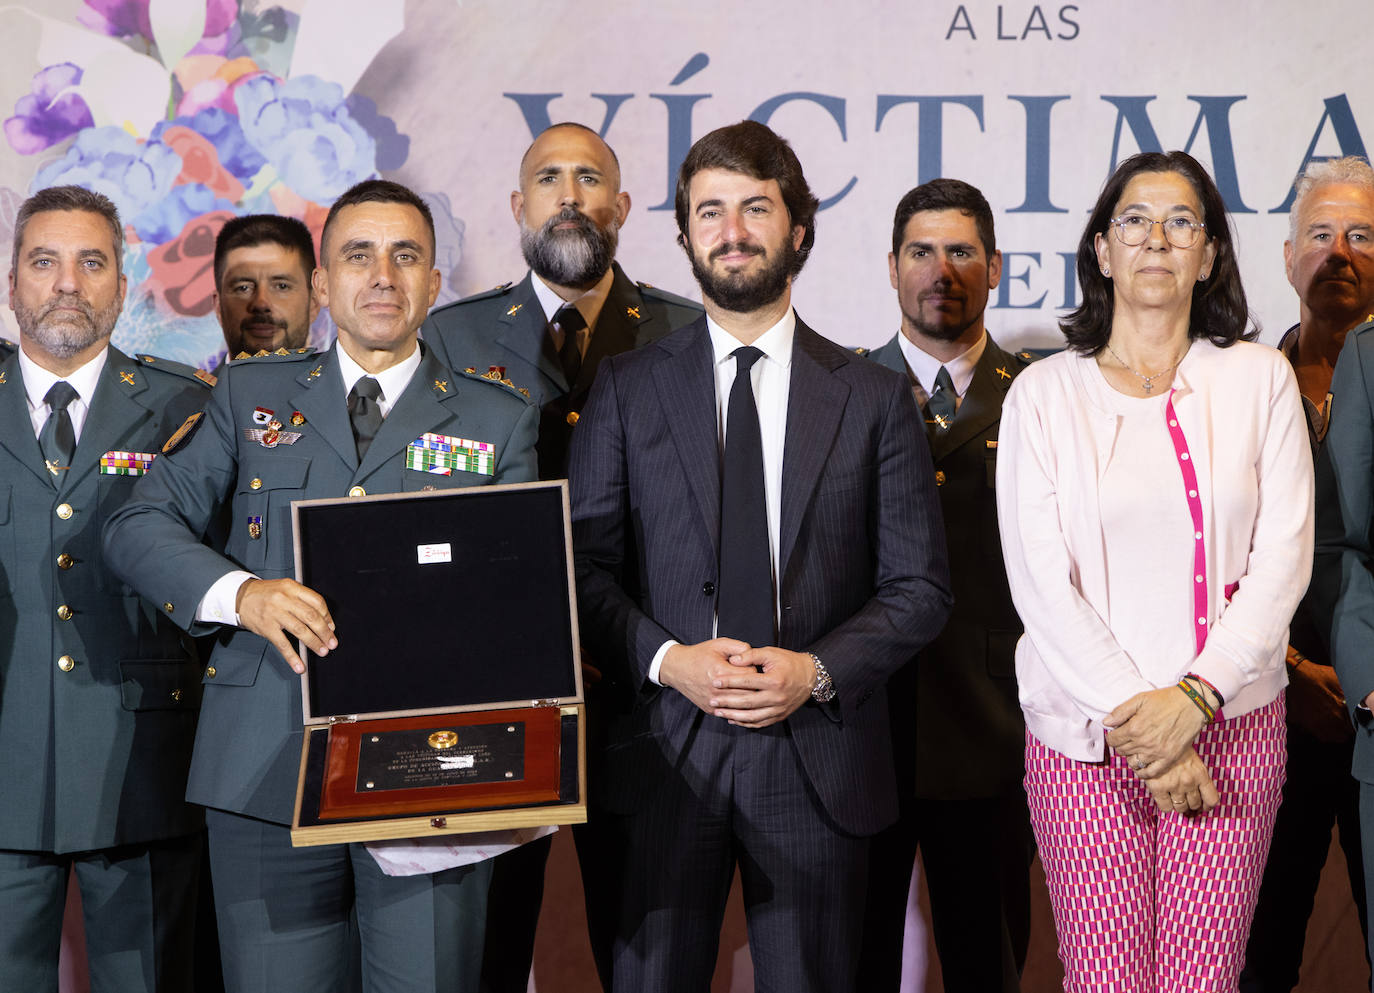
left=19, top=344, right=107, bottom=443
left=647, top=309, right=796, bottom=684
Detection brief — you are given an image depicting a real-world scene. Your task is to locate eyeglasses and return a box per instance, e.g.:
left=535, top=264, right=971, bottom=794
left=1110, top=214, right=1207, bottom=249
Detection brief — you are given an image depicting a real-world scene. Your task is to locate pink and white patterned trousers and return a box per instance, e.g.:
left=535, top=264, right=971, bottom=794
left=1025, top=696, right=1286, bottom=993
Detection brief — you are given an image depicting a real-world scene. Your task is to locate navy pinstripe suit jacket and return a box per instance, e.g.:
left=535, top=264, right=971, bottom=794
left=570, top=316, right=952, bottom=835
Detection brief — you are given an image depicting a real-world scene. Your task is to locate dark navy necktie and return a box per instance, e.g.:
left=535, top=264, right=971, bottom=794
left=717, top=346, right=774, bottom=650
left=39, top=380, right=79, bottom=486
left=925, top=365, right=956, bottom=436
left=553, top=305, right=586, bottom=387
left=347, top=376, right=384, bottom=460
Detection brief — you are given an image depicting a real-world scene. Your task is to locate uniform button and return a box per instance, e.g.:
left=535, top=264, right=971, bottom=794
left=935, top=470, right=947, bottom=486
left=206, top=665, right=217, bottom=679
left=57, top=655, right=75, bottom=672
left=57, top=553, right=74, bottom=570
left=702, top=581, right=715, bottom=596
left=55, top=503, right=73, bottom=520
left=56, top=604, right=72, bottom=620
left=349, top=486, right=366, bottom=497
left=566, top=411, right=580, bottom=426
left=1180, top=452, right=1190, bottom=461
left=250, top=478, right=263, bottom=490
left=163, top=602, right=175, bottom=614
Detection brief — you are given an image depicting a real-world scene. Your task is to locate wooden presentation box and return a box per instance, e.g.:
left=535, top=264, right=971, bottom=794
left=289, top=480, right=586, bottom=846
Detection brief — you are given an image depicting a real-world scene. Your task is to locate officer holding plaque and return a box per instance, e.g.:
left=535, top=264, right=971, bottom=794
left=104, top=179, right=538, bottom=993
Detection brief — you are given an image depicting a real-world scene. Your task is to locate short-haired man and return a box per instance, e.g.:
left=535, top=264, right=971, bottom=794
left=569, top=121, right=951, bottom=989
left=104, top=179, right=539, bottom=993
left=0, top=185, right=212, bottom=990
left=422, top=122, right=701, bottom=991
left=1243, top=156, right=1374, bottom=993
left=423, top=122, right=700, bottom=480
left=856, top=178, right=1037, bottom=993
left=212, top=214, right=319, bottom=364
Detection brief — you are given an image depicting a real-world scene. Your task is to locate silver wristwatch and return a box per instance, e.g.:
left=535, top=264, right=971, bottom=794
left=809, top=653, right=836, bottom=703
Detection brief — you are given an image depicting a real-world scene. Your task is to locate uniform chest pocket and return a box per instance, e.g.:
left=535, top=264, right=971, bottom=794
left=235, top=456, right=310, bottom=574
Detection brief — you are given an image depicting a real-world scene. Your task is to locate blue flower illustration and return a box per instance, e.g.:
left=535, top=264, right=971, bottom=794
left=235, top=74, right=377, bottom=202
left=32, top=126, right=182, bottom=226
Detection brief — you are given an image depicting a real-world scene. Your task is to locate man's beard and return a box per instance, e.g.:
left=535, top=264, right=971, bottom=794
left=14, top=292, right=119, bottom=359
left=690, top=239, right=795, bottom=313
left=907, top=292, right=978, bottom=343
left=520, top=207, right=618, bottom=288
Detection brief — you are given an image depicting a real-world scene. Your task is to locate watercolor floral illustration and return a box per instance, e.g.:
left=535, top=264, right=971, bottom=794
left=2, top=0, right=464, bottom=370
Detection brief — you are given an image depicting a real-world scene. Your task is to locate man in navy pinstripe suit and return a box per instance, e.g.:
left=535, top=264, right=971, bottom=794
left=569, top=121, right=952, bottom=991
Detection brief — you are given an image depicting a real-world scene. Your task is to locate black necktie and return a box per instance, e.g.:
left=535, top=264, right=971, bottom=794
left=553, top=305, right=586, bottom=387
left=926, top=366, right=956, bottom=435
left=40, top=380, right=79, bottom=486
left=717, top=346, right=774, bottom=650
left=347, top=376, right=384, bottom=461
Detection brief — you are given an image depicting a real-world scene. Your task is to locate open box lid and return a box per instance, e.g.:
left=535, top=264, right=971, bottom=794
left=293, top=480, right=583, bottom=725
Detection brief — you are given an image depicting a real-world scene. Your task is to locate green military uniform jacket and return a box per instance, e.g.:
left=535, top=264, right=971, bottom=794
left=103, top=344, right=538, bottom=824
left=0, top=341, right=210, bottom=852
left=865, top=333, right=1033, bottom=798
left=422, top=263, right=701, bottom=478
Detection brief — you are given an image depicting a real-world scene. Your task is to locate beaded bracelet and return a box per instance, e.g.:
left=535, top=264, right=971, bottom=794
left=1177, top=678, right=1216, bottom=724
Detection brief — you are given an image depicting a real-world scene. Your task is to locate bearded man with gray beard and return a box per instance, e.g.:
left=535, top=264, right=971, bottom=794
left=0, top=185, right=212, bottom=992
left=420, top=123, right=701, bottom=993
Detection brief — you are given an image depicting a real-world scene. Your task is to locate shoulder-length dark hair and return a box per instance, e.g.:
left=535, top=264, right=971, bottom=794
left=1060, top=150, right=1256, bottom=355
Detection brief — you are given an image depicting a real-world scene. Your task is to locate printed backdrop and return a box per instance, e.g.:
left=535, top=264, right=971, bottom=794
left=1, top=0, right=1371, bottom=363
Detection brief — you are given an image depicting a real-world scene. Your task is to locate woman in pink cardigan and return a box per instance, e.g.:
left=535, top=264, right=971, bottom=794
left=996, top=151, right=1313, bottom=992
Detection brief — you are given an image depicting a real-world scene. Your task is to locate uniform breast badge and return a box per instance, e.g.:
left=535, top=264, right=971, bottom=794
left=406, top=433, right=496, bottom=476
left=247, top=516, right=263, bottom=540
left=100, top=451, right=157, bottom=476
left=244, top=419, right=302, bottom=448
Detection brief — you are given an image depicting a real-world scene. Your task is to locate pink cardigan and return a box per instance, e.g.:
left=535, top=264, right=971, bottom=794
left=996, top=340, right=1313, bottom=761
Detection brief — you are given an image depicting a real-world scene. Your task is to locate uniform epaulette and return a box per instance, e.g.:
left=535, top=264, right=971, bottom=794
left=1015, top=348, right=1052, bottom=364
left=227, top=347, right=318, bottom=364
left=636, top=281, right=703, bottom=311
left=135, top=353, right=218, bottom=387
left=429, top=282, right=516, bottom=315
left=457, top=365, right=535, bottom=402
left=0, top=337, right=15, bottom=357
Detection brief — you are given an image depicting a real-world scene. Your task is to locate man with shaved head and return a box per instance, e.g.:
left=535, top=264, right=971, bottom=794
left=422, top=123, right=700, bottom=992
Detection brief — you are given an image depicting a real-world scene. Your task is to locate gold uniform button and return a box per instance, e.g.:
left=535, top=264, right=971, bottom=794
left=249, top=477, right=263, bottom=490
left=55, top=503, right=73, bottom=520
left=206, top=665, right=217, bottom=679
left=58, top=655, right=75, bottom=672
left=566, top=411, right=580, bottom=426
left=934, top=470, right=947, bottom=486
left=348, top=486, right=366, bottom=497
left=163, top=602, right=175, bottom=614
left=56, top=604, right=72, bottom=621
left=57, top=553, right=74, bottom=570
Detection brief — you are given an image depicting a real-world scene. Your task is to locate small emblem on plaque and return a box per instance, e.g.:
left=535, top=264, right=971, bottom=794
left=428, top=730, right=458, bottom=750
